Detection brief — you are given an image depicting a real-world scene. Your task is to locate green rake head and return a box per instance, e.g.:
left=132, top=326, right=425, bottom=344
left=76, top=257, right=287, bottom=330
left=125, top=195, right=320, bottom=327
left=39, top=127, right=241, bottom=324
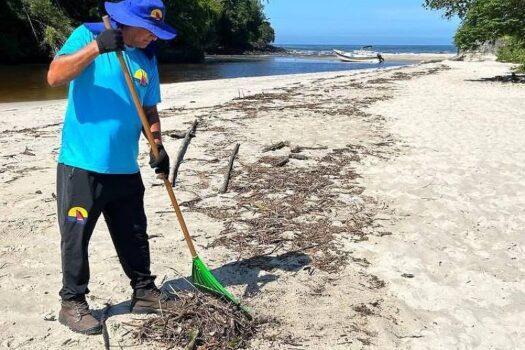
left=191, top=256, right=253, bottom=319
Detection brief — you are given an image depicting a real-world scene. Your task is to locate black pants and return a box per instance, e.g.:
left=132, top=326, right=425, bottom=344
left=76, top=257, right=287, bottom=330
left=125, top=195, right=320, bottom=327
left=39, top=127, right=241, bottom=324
left=57, top=163, right=155, bottom=301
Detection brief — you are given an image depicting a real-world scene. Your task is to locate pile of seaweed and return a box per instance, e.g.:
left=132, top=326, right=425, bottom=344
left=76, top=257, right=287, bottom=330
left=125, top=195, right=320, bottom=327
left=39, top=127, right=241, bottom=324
left=128, top=291, right=259, bottom=349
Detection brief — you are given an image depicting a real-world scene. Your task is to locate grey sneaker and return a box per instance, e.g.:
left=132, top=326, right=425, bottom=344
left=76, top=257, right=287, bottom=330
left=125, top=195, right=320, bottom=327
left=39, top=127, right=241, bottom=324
left=130, top=287, right=178, bottom=314
left=58, top=299, right=102, bottom=335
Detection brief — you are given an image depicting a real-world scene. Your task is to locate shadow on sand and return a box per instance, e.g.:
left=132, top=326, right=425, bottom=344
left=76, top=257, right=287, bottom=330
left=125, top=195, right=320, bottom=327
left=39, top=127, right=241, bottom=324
left=467, top=73, right=525, bottom=84
left=93, top=251, right=311, bottom=318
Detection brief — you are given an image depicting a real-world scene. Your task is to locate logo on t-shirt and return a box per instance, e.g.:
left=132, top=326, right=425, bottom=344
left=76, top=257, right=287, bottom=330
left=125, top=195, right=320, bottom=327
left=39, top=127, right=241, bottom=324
left=133, top=69, right=149, bottom=86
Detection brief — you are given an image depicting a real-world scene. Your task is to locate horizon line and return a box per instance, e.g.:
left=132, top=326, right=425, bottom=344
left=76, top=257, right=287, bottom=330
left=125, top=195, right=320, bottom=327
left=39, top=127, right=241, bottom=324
left=274, top=43, right=456, bottom=46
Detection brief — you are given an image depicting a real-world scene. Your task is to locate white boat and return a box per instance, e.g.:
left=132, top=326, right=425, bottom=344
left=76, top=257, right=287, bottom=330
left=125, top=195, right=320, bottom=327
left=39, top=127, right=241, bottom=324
left=334, top=47, right=384, bottom=63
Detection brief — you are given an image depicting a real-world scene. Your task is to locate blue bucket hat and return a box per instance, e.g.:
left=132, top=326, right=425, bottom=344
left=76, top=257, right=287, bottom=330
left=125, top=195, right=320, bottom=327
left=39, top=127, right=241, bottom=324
left=105, top=0, right=177, bottom=40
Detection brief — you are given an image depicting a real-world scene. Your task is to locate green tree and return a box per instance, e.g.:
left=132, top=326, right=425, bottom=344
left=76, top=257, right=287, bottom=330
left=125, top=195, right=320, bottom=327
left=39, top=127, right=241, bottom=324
left=497, top=36, right=525, bottom=72
left=0, top=0, right=275, bottom=63
left=0, top=0, right=72, bottom=62
left=423, top=0, right=472, bottom=19
left=454, top=0, right=525, bottom=50
left=216, top=0, right=274, bottom=50
left=164, top=0, right=222, bottom=50
left=0, top=0, right=36, bottom=62
left=254, top=20, right=275, bottom=48
left=54, top=0, right=100, bottom=22
left=424, top=0, right=525, bottom=70
left=20, top=0, right=73, bottom=53
left=156, top=0, right=223, bottom=62
left=449, top=0, right=525, bottom=71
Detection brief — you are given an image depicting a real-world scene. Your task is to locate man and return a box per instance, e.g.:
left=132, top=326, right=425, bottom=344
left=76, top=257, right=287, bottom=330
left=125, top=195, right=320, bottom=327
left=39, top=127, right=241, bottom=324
left=47, top=0, right=177, bottom=335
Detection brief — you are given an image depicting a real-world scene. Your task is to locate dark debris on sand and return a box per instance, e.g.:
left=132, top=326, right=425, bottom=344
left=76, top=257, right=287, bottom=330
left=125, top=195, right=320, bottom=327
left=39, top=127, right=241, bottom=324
left=148, top=65, right=449, bottom=347
left=192, top=148, right=376, bottom=274
left=128, top=291, right=264, bottom=349
left=180, top=67, right=453, bottom=274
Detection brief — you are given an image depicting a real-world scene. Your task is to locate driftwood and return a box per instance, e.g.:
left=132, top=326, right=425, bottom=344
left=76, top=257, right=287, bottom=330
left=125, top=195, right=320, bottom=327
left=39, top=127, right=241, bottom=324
left=179, top=193, right=216, bottom=208
left=290, top=145, right=328, bottom=153
left=101, top=303, right=111, bottom=350
left=258, top=155, right=290, bottom=167
left=21, top=147, right=36, bottom=156
left=274, top=156, right=289, bottom=167
left=169, top=130, right=196, bottom=139
left=262, top=141, right=289, bottom=153
left=220, top=143, right=240, bottom=193
left=170, top=119, right=198, bottom=185
left=289, top=153, right=308, bottom=160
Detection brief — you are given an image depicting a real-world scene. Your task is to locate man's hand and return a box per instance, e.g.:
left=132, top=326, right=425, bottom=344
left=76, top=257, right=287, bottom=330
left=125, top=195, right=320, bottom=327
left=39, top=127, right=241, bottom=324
left=149, top=144, right=170, bottom=177
left=96, top=29, right=124, bottom=54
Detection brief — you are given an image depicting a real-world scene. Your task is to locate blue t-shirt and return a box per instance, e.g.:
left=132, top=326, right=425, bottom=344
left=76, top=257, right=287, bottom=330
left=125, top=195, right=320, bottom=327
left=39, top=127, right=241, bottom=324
left=57, top=25, right=161, bottom=174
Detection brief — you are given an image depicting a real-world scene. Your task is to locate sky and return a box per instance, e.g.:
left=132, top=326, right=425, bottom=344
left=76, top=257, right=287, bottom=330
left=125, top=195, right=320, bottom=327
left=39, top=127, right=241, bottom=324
left=264, top=0, right=461, bottom=46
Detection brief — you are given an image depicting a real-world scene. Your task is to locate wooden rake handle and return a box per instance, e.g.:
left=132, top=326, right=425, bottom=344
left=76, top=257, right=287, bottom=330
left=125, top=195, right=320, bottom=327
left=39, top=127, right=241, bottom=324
left=102, top=16, right=197, bottom=257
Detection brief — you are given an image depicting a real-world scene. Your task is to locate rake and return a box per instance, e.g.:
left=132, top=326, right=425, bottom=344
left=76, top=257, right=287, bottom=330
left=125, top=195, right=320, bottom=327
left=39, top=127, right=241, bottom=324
left=101, top=16, right=250, bottom=317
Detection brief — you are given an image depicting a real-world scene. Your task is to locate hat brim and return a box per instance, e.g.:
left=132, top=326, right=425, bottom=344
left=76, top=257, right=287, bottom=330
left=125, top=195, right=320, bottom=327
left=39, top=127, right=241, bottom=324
left=105, top=2, right=177, bottom=40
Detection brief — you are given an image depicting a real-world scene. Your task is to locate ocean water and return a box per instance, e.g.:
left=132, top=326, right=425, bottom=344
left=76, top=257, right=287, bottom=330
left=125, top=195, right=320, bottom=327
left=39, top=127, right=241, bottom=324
left=282, top=44, right=457, bottom=56
left=158, top=44, right=456, bottom=84
left=0, top=45, right=454, bottom=103
left=159, top=55, right=410, bottom=83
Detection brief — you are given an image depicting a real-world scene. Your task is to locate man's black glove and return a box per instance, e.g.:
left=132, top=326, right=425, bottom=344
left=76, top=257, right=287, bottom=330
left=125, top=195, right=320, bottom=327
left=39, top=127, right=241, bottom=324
left=149, top=144, right=170, bottom=177
left=96, top=29, right=124, bottom=54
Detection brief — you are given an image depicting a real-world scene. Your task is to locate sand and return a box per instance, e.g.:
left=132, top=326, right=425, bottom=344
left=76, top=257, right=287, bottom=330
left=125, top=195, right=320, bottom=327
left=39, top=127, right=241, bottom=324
left=0, top=58, right=523, bottom=349
left=360, top=60, right=525, bottom=349
left=382, top=53, right=456, bottom=62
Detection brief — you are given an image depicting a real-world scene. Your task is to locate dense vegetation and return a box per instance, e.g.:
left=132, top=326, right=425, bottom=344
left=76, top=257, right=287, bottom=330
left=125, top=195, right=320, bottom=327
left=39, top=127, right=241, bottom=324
left=0, top=0, right=275, bottom=63
left=425, top=0, right=525, bottom=71
left=424, top=0, right=473, bottom=19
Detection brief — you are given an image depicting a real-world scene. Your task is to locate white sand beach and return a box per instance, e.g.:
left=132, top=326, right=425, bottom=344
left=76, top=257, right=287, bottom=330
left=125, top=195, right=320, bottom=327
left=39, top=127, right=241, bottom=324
left=382, top=53, right=456, bottom=62
left=0, top=58, right=523, bottom=349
